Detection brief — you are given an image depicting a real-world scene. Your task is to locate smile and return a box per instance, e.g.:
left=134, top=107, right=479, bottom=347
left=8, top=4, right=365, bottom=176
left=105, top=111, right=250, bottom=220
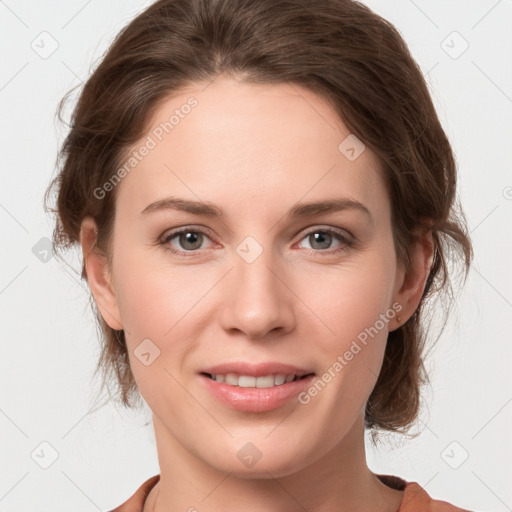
left=203, top=373, right=313, bottom=388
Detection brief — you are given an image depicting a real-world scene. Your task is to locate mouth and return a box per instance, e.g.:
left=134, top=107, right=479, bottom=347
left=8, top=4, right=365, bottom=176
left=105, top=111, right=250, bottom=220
left=200, top=372, right=315, bottom=388
left=198, top=365, right=316, bottom=412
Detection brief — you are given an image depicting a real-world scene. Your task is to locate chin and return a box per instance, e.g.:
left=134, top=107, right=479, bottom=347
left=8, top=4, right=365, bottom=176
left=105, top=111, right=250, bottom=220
left=201, top=441, right=311, bottom=479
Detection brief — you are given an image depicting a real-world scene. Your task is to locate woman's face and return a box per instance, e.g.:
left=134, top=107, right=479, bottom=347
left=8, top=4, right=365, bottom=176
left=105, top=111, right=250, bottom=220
left=87, top=75, right=420, bottom=477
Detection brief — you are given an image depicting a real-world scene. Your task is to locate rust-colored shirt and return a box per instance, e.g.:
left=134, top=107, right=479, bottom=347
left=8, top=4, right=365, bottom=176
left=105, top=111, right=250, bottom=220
left=108, top=473, right=471, bottom=511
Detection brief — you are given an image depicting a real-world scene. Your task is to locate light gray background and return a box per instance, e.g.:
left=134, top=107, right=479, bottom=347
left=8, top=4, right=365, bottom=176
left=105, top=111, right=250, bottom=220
left=1, top=1, right=511, bottom=511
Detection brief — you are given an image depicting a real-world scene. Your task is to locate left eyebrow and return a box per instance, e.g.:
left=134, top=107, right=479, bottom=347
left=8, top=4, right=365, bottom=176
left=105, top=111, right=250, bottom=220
left=140, top=196, right=373, bottom=224
left=286, top=198, right=373, bottom=223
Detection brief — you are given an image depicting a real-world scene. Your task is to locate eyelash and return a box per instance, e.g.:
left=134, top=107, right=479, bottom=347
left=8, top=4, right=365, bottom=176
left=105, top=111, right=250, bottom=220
left=159, top=226, right=355, bottom=258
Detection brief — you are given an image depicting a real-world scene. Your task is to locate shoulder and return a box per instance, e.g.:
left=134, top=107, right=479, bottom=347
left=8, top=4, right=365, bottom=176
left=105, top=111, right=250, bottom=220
left=400, top=481, right=472, bottom=511
left=377, top=474, right=473, bottom=512
left=107, top=474, right=160, bottom=512
left=109, top=473, right=473, bottom=511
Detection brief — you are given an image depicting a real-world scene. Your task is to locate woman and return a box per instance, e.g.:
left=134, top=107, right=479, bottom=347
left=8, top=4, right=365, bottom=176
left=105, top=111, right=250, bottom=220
left=45, top=0, right=473, bottom=510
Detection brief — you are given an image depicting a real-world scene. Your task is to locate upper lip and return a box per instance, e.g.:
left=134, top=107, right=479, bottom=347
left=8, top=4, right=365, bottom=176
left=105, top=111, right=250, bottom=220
left=200, top=362, right=315, bottom=378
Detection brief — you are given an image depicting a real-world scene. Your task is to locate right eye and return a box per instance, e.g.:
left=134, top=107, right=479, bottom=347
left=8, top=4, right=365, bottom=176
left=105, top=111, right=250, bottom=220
left=159, top=227, right=215, bottom=256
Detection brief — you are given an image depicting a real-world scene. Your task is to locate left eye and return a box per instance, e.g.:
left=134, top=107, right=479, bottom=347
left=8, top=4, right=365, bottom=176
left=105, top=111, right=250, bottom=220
left=297, top=228, right=353, bottom=253
left=160, top=227, right=353, bottom=256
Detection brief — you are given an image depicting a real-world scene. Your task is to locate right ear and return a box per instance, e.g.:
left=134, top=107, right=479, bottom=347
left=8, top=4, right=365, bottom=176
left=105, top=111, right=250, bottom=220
left=79, top=217, right=123, bottom=331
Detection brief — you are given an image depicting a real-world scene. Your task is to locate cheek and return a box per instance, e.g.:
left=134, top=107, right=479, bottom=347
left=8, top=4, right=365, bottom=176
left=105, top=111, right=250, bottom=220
left=113, top=259, right=197, bottom=411
left=297, top=249, right=396, bottom=402
left=111, top=243, right=220, bottom=383
left=297, top=269, right=393, bottom=435
left=116, top=271, right=173, bottom=338
left=303, top=252, right=396, bottom=344
left=112, top=242, right=200, bottom=338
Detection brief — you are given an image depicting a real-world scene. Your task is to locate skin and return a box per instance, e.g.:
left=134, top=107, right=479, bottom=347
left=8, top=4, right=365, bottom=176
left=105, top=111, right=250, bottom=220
left=80, top=75, right=433, bottom=511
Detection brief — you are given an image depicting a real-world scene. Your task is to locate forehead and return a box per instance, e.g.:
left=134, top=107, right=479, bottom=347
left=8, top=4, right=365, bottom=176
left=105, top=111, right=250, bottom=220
left=114, top=76, right=388, bottom=225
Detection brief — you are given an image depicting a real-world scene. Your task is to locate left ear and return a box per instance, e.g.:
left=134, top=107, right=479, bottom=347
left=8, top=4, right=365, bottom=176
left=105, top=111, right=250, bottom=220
left=391, top=223, right=435, bottom=330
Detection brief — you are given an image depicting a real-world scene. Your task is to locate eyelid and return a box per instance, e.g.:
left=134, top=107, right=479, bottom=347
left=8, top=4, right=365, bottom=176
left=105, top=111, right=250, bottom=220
left=160, top=224, right=353, bottom=241
left=295, top=224, right=353, bottom=242
left=159, top=224, right=355, bottom=256
left=159, top=225, right=217, bottom=247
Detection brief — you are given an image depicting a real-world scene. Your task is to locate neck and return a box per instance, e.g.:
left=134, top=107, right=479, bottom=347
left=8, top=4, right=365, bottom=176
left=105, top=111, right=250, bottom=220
left=147, top=413, right=403, bottom=512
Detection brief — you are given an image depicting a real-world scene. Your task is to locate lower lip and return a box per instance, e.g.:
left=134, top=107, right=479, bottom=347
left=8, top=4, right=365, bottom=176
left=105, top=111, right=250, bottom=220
left=200, top=373, right=315, bottom=412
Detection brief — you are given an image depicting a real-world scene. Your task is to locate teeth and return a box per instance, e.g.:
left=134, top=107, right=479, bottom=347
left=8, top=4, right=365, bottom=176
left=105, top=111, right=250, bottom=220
left=274, top=374, right=286, bottom=385
left=210, top=373, right=301, bottom=387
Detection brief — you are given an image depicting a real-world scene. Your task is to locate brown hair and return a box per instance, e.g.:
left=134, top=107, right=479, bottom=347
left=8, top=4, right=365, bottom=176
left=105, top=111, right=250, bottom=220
left=44, top=0, right=473, bottom=435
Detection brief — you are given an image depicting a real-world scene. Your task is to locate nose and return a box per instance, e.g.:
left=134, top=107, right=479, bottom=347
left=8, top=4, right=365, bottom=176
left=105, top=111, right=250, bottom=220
left=219, top=250, right=295, bottom=340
